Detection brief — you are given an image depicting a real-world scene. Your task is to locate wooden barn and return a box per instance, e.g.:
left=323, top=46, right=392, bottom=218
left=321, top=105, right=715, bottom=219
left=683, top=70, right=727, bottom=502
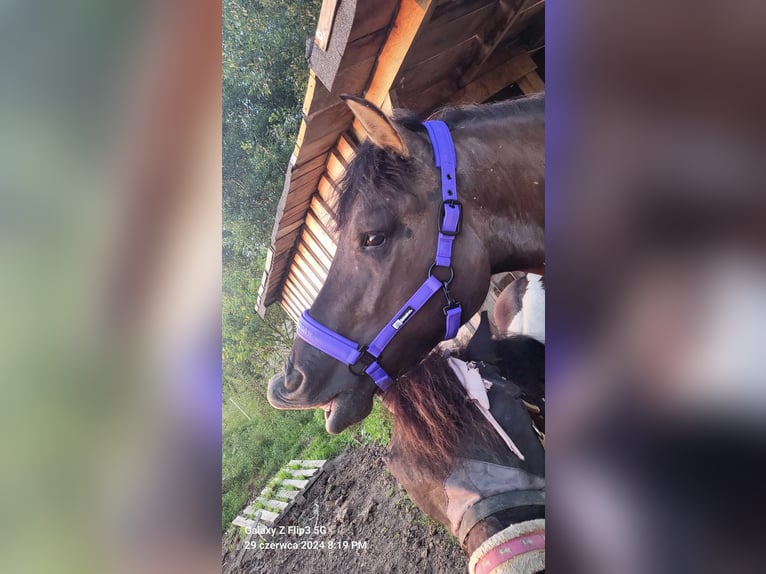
left=257, top=0, right=544, bottom=340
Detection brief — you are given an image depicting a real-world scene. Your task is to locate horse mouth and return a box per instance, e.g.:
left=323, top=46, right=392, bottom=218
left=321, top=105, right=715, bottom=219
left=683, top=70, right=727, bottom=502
left=270, top=390, right=346, bottom=434
left=267, top=372, right=374, bottom=434
left=268, top=374, right=339, bottom=415
left=267, top=374, right=329, bottom=410
left=322, top=399, right=336, bottom=427
left=322, top=397, right=346, bottom=434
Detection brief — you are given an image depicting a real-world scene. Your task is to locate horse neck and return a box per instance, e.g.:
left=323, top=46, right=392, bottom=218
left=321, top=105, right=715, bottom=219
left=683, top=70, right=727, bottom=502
left=453, top=113, right=545, bottom=273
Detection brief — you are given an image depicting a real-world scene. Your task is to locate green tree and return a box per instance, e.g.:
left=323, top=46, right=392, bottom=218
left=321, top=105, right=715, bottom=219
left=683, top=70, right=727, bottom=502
left=221, top=0, right=323, bottom=529
left=222, top=0, right=320, bottom=398
left=223, top=0, right=320, bottom=257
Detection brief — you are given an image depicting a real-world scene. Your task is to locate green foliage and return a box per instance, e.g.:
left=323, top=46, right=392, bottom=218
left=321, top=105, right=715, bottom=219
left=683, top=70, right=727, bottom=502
left=222, top=396, right=394, bottom=527
left=221, top=0, right=320, bottom=530
left=223, top=0, right=321, bottom=256
left=358, top=400, right=393, bottom=445
left=221, top=0, right=396, bottom=532
left=222, top=262, right=295, bottom=399
left=222, top=399, right=314, bottom=526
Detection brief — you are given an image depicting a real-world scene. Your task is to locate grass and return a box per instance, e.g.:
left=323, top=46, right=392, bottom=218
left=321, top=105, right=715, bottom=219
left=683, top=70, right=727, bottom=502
left=222, top=396, right=392, bottom=529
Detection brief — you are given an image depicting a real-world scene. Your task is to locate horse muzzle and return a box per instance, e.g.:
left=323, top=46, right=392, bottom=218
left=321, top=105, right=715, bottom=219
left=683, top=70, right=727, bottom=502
left=266, top=357, right=344, bottom=411
left=267, top=365, right=308, bottom=409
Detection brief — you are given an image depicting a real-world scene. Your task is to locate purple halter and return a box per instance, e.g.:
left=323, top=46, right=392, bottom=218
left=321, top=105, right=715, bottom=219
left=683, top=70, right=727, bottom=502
left=296, top=120, right=463, bottom=393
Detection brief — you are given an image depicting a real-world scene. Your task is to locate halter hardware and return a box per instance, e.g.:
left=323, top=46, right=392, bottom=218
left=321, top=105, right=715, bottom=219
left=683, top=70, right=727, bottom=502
left=296, top=120, right=463, bottom=393
left=442, top=283, right=459, bottom=311
left=428, top=262, right=454, bottom=284
left=349, top=346, right=376, bottom=377
left=438, top=200, right=462, bottom=236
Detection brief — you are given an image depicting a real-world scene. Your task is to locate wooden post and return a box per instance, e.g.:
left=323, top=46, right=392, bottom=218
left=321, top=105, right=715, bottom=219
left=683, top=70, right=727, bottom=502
left=364, top=0, right=435, bottom=108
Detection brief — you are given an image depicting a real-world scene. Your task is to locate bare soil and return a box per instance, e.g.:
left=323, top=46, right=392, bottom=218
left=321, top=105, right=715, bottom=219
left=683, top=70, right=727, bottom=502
left=223, top=443, right=467, bottom=574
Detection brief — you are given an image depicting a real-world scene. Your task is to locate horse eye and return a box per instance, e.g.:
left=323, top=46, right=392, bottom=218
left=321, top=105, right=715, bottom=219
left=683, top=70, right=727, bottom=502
left=363, top=233, right=386, bottom=247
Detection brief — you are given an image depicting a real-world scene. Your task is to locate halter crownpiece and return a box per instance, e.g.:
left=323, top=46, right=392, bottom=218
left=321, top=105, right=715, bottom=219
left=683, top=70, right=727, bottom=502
left=296, top=120, right=463, bottom=392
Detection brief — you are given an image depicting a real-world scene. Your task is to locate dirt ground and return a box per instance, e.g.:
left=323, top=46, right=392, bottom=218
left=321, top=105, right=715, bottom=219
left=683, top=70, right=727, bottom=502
left=223, top=443, right=467, bottom=574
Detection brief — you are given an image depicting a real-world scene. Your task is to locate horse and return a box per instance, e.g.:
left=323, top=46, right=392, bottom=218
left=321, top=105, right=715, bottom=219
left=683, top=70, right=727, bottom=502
left=494, top=273, right=545, bottom=342
left=383, top=311, right=546, bottom=573
left=268, top=94, right=544, bottom=434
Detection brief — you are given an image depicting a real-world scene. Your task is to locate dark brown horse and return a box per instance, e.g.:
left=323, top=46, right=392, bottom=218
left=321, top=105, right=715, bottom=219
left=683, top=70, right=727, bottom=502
left=384, top=312, right=545, bottom=572
left=268, top=95, right=544, bottom=433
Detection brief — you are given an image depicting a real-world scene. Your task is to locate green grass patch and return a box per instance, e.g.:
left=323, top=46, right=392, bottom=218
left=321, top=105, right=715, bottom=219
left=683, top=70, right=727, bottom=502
left=222, top=396, right=393, bottom=529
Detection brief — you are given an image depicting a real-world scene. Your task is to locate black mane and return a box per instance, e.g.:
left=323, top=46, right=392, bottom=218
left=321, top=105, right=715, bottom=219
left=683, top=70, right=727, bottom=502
left=429, top=92, right=544, bottom=126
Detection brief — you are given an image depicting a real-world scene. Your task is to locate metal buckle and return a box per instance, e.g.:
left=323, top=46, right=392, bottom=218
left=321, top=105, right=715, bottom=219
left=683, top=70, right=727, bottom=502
left=438, top=200, right=462, bottom=236
left=349, top=346, right=376, bottom=376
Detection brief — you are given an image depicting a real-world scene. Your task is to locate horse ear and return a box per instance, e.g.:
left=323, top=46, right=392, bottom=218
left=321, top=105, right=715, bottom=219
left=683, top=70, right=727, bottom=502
left=341, top=94, right=408, bottom=157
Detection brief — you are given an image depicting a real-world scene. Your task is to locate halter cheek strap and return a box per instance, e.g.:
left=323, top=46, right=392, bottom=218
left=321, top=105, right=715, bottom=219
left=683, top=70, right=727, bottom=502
left=296, top=120, right=463, bottom=392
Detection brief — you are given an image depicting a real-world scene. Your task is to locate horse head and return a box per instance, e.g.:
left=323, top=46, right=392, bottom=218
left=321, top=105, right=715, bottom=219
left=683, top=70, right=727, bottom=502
left=268, top=95, right=545, bottom=433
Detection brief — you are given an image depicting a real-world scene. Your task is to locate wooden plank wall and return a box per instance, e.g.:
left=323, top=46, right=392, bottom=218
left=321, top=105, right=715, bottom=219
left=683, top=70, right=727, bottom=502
left=258, top=0, right=401, bottom=315
left=392, top=0, right=544, bottom=110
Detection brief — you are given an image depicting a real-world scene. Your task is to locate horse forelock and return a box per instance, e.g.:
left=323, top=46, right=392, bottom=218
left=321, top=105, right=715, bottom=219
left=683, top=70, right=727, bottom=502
left=336, top=142, right=417, bottom=231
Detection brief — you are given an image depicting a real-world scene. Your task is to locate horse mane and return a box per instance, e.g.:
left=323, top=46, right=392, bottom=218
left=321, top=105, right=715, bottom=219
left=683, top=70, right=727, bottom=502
left=336, top=94, right=544, bottom=231
left=425, top=92, right=544, bottom=127
left=384, top=351, right=503, bottom=477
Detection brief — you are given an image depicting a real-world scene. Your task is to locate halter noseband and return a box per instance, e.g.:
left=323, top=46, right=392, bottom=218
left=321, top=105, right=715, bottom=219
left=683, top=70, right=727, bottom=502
left=296, top=120, right=463, bottom=392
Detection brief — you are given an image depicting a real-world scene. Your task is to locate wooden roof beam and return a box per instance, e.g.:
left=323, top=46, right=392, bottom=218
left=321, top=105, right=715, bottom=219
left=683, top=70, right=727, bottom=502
left=301, top=225, right=335, bottom=269
left=307, top=200, right=338, bottom=242
left=314, top=0, right=341, bottom=51
left=310, top=194, right=338, bottom=232
left=336, top=134, right=357, bottom=163
left=447, top=51, right=537, bottom=106
left=305, top=211, right=338, bottom=253
left=285, top=274, right=318, bottom=308
left=287, top=264, right=321, bottom=298
left=461, top=0, right=540, bottom=86
left=294, top=246, right=329, bottom=288
left=280, top=293, right=303, bottom=322
left=363, top=0, right=436, bottom=109
left=517, top=69, right=544, bottom=95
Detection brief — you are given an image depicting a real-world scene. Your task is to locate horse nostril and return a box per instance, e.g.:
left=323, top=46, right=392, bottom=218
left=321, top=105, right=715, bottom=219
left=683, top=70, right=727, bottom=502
left=283, top=364, right=304, bottom=393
